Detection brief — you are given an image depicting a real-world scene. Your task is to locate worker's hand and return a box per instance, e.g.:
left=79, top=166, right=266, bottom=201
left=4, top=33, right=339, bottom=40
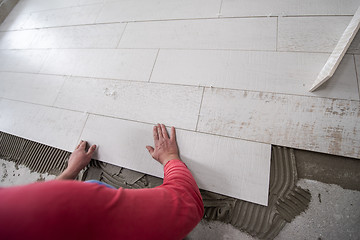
left=146, top=124, right=180, bottom=166
left=57, top=141, right=96, bottom=180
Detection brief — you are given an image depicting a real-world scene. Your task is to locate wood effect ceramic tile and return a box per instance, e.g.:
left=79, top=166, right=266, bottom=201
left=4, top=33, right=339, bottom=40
left=40, top=49, right=157, bottom=81
left=0, top=30, right=38, bottom=49
left=0, top=8, right=31, bottom=31
left=96, top=0, right=221, bottom=23
left=119, top=18, right=277, bottom=50
left=0, top=49, right=50, bottom=73
left=278, top=16, right=352, bottom=52
left=151, top=50, right=359, bottom=100
left=54, top=77, right=203, bottom=130
left=14, top=0, right=84, bottom=13
left=0, top=99, right=87, bottom=151
left=21, top=4, right=102, bottom=29
left=347, top=31, right=360, bottom=54
left=30, top=23, right=126, bottom=49
left=198, top=88, right=360, bottom=159
left=220, top=0, right=360, bottom=17
left=0, top=72, right=66, bottom=105
left=81, top=114, right=271, bottom=205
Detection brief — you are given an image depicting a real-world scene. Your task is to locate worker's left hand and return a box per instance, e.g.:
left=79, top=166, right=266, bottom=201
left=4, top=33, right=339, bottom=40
left=62, top=141, right=96, bottom=179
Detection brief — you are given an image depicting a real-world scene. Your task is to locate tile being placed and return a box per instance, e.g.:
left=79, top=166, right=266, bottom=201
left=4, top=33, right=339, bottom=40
left=0, top=72, right=66, bottom=105
left=151, top=50, right=359, bottom=100
left=220, top=0, right=360, bottom=17
left=197, top=88, right=360, bottom=159
left=40, top=49, right=157, bottom=81
left=54, top=77, right=203, bottom=130
left=96, top=0, right=221, bottom=23
left=0, top=49, right=50, bottom=73
left=30, top=23, right=126, bottom=49
left=81, top=114, right=271, bottom=206
left=119, top=18, right=277, bottom=50
left=278, top=16, right=352, bottom=52
left=0, top=99, right=87, bottom=151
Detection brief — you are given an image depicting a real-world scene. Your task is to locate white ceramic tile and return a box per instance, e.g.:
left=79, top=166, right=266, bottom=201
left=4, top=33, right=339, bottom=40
left=151, top=50, right=359, bottom=100
left=0, top=30, right=38, bottom=49
left=0, top=99, right=87, bottom=151
left=278, top=16, right=352, bottom=53
left=221, top=0, right=360, bottom=17
left=198, top=88, right=360, bottom=159
left=0, top=72, right=66, bottom=105
left=30, top=23, right=126, bottom=49
left=0, top=8, right=31, bottom=31
left=40, top=49, right=157, bottom=81
left=14, top=0, right=82, bottom=13
left=0, top=49, right=50, bottom=73
left=81, top=114, right=271, bottom=205
left=119, top=18, right=277, bottom=50
left=21, top=4, right=102, bottom=29
left=54, top=77, right=203, bottom=130
left=96, top=0, right=221, bottom=23
left=353, top=55, right=360, bottom=98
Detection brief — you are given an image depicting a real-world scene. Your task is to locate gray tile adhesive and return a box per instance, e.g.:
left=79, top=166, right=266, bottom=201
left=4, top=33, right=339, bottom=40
left=0, top=131, right=311, bottom=239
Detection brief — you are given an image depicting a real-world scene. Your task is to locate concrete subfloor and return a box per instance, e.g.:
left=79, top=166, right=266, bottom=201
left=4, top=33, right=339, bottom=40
left=1, top=158, right=359, bottom=240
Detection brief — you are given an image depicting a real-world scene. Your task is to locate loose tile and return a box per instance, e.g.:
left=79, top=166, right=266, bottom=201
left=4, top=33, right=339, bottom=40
left=54, top=77, right=203, bottom=130
left=40, top=49, right=157, bottom=81
left=221, top=0, right=360, bottom=17
left=151, top=50, right=359, bottom=100
left=0, top=49, right=50, bottom=73
left=0, top=99, right=87, bottom=151
left=96, top=0, right=221, bottom=23
left=278, top=16, right=352, bottom=52
left=30, top=23, right=126, bottom=49
left=81, top=114, right=271, bottom=205
left=0, top=72, right=66, bottom=105
left=198, top=88, right=360, bottom=159
left=119, top=18, right=277, bottom=50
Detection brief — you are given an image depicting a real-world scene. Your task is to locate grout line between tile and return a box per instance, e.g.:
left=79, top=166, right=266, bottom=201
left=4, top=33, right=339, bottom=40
left=353, top=54, right=360, bottom=100
left=115, top=22, right=128, bottom=48
left=217, top=0, right=224, bottom=18
left=195, top=87, right=206, bottom=131
left=148, top=49, right=160, bottom=82
left=0, top=70, right=359, bottom=102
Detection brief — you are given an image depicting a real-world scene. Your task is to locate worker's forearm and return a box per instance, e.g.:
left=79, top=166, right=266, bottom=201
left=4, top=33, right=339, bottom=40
left=56, top=168, right=79, bottom=180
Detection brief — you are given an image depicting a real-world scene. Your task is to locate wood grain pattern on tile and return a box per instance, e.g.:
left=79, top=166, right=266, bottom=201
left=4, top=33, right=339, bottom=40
left=96, top=0, right=221, bottom=23
left=278, top=16, right=352, bottom=52
left=0, top=72, right=66, bottom=105
left=0, top=49, right=50, bottom=73
left=0, top=99, right=87, bottom=151
left=40, top=49, right=158, bottom=81
left=54, top=76, right=203, bottom=130
left=197, top=88, right=360, bottom=159
left=119, top=18, right=277, bottom=50
left=81, top=114, right=271, bottom=205
left=220, top=0, right=360, bottom=17
left=151, top=50, right=359, bottom=100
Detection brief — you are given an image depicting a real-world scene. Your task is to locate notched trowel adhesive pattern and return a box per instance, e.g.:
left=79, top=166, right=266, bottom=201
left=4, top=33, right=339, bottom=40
left=0, top=132, right=310, bottom=239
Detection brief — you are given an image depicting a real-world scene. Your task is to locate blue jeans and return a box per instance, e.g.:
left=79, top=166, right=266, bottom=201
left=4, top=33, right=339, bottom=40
left=85, top=180, right=117, bottom=189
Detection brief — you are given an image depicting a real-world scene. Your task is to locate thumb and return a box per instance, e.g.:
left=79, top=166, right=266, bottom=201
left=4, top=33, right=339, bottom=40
left=87, top=144, right=96, bottom=155
left=146, top=146, right=154, bottom=155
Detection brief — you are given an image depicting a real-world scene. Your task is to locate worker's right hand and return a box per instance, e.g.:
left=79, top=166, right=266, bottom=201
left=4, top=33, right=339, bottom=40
left=146, top=124, right=180, bottom=166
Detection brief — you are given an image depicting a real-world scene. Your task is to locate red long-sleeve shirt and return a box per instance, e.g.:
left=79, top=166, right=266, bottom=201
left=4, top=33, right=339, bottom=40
left=0, top=159, right=204, bottom=240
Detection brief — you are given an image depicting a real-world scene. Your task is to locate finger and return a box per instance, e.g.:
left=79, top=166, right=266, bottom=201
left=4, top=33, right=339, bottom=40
left=170, top=126, right=176, bottom=141
left=86, top=144, right=96, bottom=155
left=146, top=146, right=154, bottom=155
left=161, top=124, right=169, bottom=139
left=79, top=141, right=86, bottom=150
left=153, top=126, right=159, bottom=140
left=75, top=141, right=82, bottom=150
left=157, top=124, right=163, bottom=139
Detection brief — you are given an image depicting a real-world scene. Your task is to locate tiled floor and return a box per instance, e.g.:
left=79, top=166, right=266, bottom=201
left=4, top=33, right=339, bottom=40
left=0, top=0, right=359, bottom=205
